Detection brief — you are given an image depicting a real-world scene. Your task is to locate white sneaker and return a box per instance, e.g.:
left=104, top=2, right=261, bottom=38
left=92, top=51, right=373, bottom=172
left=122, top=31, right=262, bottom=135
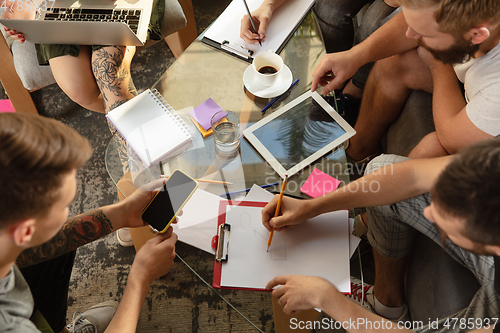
left=347, top=277, right=409, bottom=322
left=67, top=300, right=119, bottom=333
left=116, top=228, right=133, bottom=247
left=347, top=277, right=376, bottom=312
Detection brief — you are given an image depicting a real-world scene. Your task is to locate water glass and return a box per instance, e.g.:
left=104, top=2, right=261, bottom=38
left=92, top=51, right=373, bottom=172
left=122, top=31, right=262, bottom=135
left=211, top=110, right=240, bottom=158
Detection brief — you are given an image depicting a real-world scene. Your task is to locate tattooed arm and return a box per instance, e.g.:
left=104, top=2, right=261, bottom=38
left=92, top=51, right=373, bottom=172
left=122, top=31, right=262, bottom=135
left=17, top=209, right=114, bottom=268
left=16, top=185, right=158, bottom=268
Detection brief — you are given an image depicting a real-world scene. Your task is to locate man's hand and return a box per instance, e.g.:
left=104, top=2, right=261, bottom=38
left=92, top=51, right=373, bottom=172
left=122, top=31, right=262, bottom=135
left=1, top=0, right=36, bottom=43
left=311, top=51, right=363, bottom=95
left=416, top=46, right=452, bottom=73
left=111, top=178, right=176, bottom=230
left=266, top=275, right=336, bottom=315
left=261, top=196, right=312, bottom=231
left=240, top=3, right=273, bottom=44
left=130, top=227, right=178, bottom=284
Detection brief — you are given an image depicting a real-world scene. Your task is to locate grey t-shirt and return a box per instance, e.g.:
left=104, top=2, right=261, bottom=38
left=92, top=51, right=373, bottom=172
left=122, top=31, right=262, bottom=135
left=0, top=266, right=39, bottom=332
left=454, top=41, right=500, bottom=136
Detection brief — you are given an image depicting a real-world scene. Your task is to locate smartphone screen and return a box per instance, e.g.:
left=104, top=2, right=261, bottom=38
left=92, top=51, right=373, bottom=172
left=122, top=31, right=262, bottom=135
left=142, top=170, right=198, bottom=233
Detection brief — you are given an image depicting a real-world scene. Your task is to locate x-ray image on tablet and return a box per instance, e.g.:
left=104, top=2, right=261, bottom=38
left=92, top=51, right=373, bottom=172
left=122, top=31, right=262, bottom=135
left=243, top=91, right=356, bottom=179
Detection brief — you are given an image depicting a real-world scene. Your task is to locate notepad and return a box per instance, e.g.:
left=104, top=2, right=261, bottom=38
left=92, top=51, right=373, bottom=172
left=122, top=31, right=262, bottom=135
left=202, top=0, right=315, bottom=60
left=189, top=98, right=227, bottom=131
left=106, top=89, right=193, bottom=167
left=300, top=168, right=341, bottom=198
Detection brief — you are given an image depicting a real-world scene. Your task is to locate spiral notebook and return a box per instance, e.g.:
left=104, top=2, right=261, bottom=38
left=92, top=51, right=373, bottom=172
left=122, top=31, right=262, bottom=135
left=106, top=89, right=192, bottom=167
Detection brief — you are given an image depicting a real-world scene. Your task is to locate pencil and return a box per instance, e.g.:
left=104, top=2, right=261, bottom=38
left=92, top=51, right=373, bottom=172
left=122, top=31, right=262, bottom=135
left=160, top=175, right=232, bottom=185
left=242, top=0, right=262, bottom=46
left=267, top=175, right=288, bottom=252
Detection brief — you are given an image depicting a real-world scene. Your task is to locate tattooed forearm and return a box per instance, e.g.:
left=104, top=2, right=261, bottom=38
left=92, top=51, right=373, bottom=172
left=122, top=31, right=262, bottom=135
left=16, top=209, right=114, bottom=268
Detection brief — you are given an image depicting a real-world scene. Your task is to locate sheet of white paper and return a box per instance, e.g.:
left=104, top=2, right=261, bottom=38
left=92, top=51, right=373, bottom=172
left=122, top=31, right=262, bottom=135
left=244, top=184, right=275, bottom=202
left=349, top=218, right=361, bottom=258
left=220, top=205, right=350, bottom=292
left=172, top=219, right=216, bottom=254
left=245, top=185, right=361, bottom=259
left=203, top=0, right=315, bottom=59
left=177, top=189, right=221, bottom=229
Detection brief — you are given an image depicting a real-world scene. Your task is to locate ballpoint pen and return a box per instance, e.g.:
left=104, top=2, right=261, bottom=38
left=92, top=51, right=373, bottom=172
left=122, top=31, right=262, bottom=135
left=160, top=175, right=232, bottom=185
left=219, top=182, right=280, bottom=198
left=268, top=190, right=304, bottom=200
left=242, top=0, right=262, bottom=46
left=267, top=175, right=288, bottom=251
left=261, top=78, right=299, bottom=113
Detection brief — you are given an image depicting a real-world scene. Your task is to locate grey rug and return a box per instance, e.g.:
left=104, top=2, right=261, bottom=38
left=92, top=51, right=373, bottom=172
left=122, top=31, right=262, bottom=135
left=1, top=1, right=375, bottom=330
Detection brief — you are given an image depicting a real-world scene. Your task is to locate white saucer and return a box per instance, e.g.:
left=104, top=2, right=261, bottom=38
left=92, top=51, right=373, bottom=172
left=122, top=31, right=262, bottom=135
left=243, top=64, right=293, bottom=98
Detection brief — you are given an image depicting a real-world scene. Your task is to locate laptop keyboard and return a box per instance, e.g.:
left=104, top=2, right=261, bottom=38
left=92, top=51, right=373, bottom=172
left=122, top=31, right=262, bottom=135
left=43, top=8, right=142, bottom=34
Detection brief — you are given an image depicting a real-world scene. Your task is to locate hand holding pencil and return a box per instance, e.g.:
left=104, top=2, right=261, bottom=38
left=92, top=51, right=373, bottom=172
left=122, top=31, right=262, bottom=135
left=267, top=176, right=288, bottom=251
left=239, top=1, right=273, bottom=44
left=261, top=184, right=311, bottom=235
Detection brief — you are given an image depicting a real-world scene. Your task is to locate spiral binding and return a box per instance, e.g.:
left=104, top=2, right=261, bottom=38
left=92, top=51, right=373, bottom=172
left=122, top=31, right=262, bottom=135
left=150, top=89, right=191, bottom=139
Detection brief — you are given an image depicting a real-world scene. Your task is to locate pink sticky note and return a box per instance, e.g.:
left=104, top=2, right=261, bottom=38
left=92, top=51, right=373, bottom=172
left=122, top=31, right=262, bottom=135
left=189, top=98, right=227, bottom=131
left=0, top=99, right=15, bottom=113
left=300, top=168, right=341, bottom=198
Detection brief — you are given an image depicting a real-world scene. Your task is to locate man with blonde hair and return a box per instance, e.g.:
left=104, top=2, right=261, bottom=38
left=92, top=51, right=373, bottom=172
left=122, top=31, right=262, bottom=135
left=0, top=113, right=177, bottom=333
left=311, top=0, right=500, bottom=160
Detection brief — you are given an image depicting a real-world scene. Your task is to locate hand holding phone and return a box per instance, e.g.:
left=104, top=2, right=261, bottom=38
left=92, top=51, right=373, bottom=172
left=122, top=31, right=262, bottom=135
left=142, top=170, right=198, bottom=233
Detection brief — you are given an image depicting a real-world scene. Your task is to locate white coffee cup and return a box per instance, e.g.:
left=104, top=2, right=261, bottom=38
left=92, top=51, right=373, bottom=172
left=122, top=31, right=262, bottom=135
left=252, top=51, right=284, bottom=87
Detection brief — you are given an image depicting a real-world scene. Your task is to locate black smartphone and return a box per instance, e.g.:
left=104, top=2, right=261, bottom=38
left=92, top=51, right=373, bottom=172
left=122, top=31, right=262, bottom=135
left=142, top=170, right=198, bottom=233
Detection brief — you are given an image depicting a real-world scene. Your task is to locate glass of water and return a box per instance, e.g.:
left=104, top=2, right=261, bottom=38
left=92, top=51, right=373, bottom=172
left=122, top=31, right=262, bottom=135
left=211, top=110, right=240, bottom=158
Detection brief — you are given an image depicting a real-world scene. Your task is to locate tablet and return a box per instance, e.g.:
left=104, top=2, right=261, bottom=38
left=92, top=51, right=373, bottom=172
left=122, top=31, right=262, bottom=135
left=243, top=91, right=356, bottom=179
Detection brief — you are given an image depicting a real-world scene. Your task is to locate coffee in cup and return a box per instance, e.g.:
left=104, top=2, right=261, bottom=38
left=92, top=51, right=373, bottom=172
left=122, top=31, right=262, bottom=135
left=252, top=51, right=283, bottom=87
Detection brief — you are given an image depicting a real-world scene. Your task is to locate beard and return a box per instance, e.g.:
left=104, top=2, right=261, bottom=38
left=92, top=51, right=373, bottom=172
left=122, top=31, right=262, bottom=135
left=418, top=38, right=480, bottom=65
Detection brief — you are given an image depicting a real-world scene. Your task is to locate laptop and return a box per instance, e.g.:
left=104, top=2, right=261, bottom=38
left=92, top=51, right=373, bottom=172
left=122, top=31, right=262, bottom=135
left=0, top=0, right=153, bottom=46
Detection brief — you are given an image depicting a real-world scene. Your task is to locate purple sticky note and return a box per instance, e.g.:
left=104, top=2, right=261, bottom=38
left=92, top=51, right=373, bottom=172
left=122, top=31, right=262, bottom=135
left=189, top=98, right=227, bottom=131
left=300, top=168, right=341, bottom=198
left=0, top=99, right=15, bottom=113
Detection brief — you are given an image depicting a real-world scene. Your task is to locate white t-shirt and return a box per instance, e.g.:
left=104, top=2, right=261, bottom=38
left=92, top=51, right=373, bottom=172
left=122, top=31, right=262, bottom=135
left=454, top=41, right=500, bottom=136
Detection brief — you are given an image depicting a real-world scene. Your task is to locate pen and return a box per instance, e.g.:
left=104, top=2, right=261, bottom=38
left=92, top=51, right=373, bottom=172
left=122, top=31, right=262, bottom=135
left=268, top=190, right=304, bottom=200
left=242, top=0, right=262, bottom=46
left=160, top=175, right=232, bottom=185
left=267, top=175, right=288, bottom=252
left=219, top=182, right=280, bottom=198
left=261, top=79, right=299, bottom=113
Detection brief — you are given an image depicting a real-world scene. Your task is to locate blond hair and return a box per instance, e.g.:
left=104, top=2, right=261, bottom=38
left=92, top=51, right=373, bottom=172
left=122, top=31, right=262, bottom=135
left=399, top=0, right=500, bottom=38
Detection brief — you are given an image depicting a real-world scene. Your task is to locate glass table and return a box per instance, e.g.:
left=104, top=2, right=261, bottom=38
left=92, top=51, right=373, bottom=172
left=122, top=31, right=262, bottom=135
left=105, top=11, right=350, bottom=332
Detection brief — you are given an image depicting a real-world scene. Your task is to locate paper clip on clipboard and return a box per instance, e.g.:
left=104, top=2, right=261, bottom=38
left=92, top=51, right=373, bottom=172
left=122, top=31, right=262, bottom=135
left=216, top=223, right=231, bottom=262
left=221, top=40, right=254, bottom=60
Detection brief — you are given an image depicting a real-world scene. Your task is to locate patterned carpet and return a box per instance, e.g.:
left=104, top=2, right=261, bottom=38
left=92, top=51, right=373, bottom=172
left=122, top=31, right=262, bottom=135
left=0, top=1, right=279, bottom=331
left=0, top=1, right=377, bottom=331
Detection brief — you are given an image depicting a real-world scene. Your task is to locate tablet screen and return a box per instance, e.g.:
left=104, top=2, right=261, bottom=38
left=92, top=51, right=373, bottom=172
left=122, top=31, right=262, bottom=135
left=252, top=96, right=346, bottom=170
